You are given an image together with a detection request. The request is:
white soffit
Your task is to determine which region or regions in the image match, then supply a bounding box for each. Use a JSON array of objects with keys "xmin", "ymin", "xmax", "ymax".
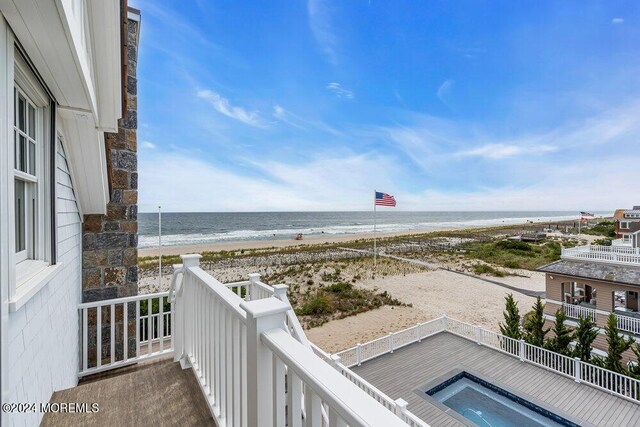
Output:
[
  {"xmin": 1, "ymin": 0, "xmax": 122, "ymax": 214},
  {"xmin": 58, "ymin": 109, "xmax": 108, "ymax": 215}
]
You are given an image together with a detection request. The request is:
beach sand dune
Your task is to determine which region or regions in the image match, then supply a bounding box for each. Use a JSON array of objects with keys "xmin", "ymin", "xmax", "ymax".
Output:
[{"xmin": 307, "ymin": 269, "xmax": 539, "ymax": 353}]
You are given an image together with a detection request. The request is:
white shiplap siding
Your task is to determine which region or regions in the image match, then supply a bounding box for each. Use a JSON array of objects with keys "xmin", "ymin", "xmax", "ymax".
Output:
[{"xmin": 7, "ymin": 141, "xmax": 82, "ymax": 426}]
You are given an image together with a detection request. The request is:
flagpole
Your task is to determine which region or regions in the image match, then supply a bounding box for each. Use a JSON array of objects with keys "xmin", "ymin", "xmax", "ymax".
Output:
[
  {"xmin": 158, "ymin": 205, "xmax": 162, "ymax": 287},
  {"xmin": 578, "ymin": 212, "xmax": 581, "ymax": 236},
  {"xmin": 374, "ymin": 190, "xmax": 377, "ymax": 268}
]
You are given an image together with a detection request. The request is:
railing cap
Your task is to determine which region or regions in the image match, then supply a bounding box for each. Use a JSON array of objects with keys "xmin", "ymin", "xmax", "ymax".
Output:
[
  {"xmin": 240, "ymin": 298, "xmax": 289, "ymax": 319},
  {"xmin": 180, "ymin": 254, "xmax": 201, "ymax": 268},
  {"xmin": 394, "ymin": 398, "xmax": 408, "ymax": 410},
  {"xmin": 248, "ymin": 272, "xmax": 262, "ymax": 281}
]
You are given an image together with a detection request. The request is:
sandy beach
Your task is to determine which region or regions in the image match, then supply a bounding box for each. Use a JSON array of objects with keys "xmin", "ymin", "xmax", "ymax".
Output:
[
  {"xmin": 138, "ymin": 229, "xmax": 439, "ymax": 257},
  {"xmin": 138, "ymin": 218, "xmax": 587, "ymax": 258},
  {"xmin": 307, "ymin": 269, "xmax": 543, "ymax": 352},
  {"xmin": 137, "ymin": 220, "xmax": 590, "ymax": 355}
]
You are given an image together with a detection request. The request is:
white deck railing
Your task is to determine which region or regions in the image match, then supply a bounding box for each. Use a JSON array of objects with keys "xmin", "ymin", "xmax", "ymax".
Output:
[
  {"xmin": 78, "ymin": 291, "xmax": 173, "ymax": 377},
  {"xmin": 335, "ymin": 316, "xmax": 640, "ymax": 403},
  {"xmin": 561, "ymin": 245, "xmax": 640, "ymax": 265},
  {"xmin": 173, "ymin": 254, "xmax": 409, "ymax": 427},
  {"xmin": 562, "ymin": 303, "xmax": 597, "ymax": 322},
  {"xmin": 616, "ymin": 313, "xmax": 640, "ymax": 336}
]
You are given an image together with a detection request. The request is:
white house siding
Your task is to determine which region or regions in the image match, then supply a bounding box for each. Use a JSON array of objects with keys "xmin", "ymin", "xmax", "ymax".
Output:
[{"xmin": 6, "ymin": 141, "xmax": 82, "ymax": 426}]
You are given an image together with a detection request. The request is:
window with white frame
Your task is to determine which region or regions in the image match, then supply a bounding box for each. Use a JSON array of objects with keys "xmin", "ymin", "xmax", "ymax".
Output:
[
  {"xmin": 13, "ymin": 86, "xmax": 38, "ymax": 262},
  {"xmin": 12, "ymin": 49, "xmax": 52, "ymax": 286},
  {"xmin": 620, "ymin": 221, "xmax": 630, "ymax": 229}
]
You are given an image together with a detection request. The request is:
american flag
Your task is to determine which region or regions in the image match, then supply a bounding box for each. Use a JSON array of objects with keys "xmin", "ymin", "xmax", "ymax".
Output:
[
  {"xmin": 375, "ymin": 191, "xmax": 396, "ymax": 207},
  {"xmin": 580, "ymin": 211, "xmax": 594, "ymax": 217}
]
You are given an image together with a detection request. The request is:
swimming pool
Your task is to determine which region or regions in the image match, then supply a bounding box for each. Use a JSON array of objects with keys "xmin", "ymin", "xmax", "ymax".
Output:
[{"xmin": 425, "ymin": 372, "xmax": 578, "ymax": 427}]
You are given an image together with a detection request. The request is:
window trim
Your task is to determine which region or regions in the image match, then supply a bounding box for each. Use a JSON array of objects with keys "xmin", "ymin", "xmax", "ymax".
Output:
[{"xmin": 11, "ymin": 47, "xmax": 53, "ymax": 293}]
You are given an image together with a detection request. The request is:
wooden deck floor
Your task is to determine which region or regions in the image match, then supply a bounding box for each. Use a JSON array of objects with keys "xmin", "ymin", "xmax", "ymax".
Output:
[
  {"xmin": 352, "ymin": 332, "xmax": 640, "ymax": 427},
  {"xmin": 41, "ymin": 356, "xmax": 215, "ymax": 426}
]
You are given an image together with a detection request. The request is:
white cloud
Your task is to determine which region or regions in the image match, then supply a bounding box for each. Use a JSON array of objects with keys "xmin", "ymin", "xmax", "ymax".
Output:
[
  {"xmin": 396, "ymin": 155, "xmax": 638, "ymax": 211},
  {"xmin": 139, "ymin": 150, "xmax": 398, "ymax": 212},
  {"xmin": 273, "ymin": 105, "xmax": 305, "ymax": 130},
  {"xmin": 326, "ymin": 82, "xmax": 354, "ymax": 99},
  {"xmin": 141, "ymin": 141, "xmax": 156, "ymax": 149},
  {"xmin": 436, "ymin": 79, "xmax": 454, "ymax": 105},
  {"xmin": 458, "ymin": 143, "xmax": 557, "ymax": 159},
  {"xmin": 612, "ymin": 18, "xmax": 624, "ymax": 24},
  {"xmin": 197, "ymin": 89, "xmax": 264, "ymax": 127},
  {"xmin": 272, "ymin": 104, "xmax": 343, "ymax": 135},
  {"xmin": 308, "ymin": 0, "xmax": 339, "ymax": 64}
]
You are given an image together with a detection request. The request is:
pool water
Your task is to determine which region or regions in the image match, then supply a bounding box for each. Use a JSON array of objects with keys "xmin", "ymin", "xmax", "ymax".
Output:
[{"xmin": 427, "ymin": 374, "xmax": 577, "ymax": 427}]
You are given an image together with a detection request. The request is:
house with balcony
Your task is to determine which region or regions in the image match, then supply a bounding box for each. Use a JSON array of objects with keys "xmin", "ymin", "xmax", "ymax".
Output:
[
  {"xmin": 3, "ymin": 2, "xmax": 640, "ymax": 427},
  {"xmin": 614, "ymin": 206, "xmax": 640, "ymax": 246},
  {"xmin": 540, "ymin": 240, "xmax": 640, "ymax": 360}
]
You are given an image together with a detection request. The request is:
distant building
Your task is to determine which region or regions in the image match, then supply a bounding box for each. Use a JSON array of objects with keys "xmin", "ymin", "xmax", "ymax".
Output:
[
  {"xmin": 539, "ymin": 234, "xmax": 640, "ymax": 361},
  {"xmin": 614, "ymin": 205, "xmax": 640, "ymax": 244}
]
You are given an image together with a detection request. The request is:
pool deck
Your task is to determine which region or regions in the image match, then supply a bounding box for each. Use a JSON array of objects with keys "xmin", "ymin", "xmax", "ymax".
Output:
[{"xmin": 351, "ymin": 332, "xmax": 640, "ymax": 427}]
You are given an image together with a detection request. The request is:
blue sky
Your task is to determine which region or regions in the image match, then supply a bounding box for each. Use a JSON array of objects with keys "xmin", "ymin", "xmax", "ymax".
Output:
[{"xmin": 130, "ymin": 0, "xmax": 640, "ymax": 212}]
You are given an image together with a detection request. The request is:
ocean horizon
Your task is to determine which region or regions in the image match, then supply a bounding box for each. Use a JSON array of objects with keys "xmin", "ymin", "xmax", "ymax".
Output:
[{"xmin": 137, "ymin": 210, "xmax": 611, "ymax": 248}]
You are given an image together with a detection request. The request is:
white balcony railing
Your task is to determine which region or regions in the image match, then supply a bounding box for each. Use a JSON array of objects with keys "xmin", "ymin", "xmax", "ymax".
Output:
[
  {"xmin": 562, "ymin": 303, "xmax": 597, "ymax": 322},
  {"xmin": 560, "ymin": 301, "xmax": 640, "ymax": 336},
  {"xmin": 616, "ymin": 313, "xmax": 640, "ymax": 336},
  {"xmin": 78, "ymin": 291, "xmax": 173, "ymax": 377},
  {"xmin": 561, "ymin": 245, "xmax": 640, "ymax": 266},
  {"xmin": 173, "ymin": 254, "xmax": 409, "ymax": 427},
  {"xmin": 335, "ymin": 316, "xmax": 640, "ymax": 404}
]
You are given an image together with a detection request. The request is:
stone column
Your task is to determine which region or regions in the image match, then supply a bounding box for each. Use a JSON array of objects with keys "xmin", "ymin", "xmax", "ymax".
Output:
[{"xmin": 82, "ymin": 9, "xmax": 141, "ymax": 367}]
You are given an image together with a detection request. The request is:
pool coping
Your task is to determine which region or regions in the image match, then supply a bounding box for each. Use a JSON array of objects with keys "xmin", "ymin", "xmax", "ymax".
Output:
[{"xmin": 413, "ymin": 366, "xmax": 593, "ymax": 427}]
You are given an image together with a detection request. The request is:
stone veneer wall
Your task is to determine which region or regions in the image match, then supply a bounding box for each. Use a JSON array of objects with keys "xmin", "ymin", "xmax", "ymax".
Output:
[
  {"xmin": 81, "ymin": 12, "xmax": 140, "ymax": 364},
  {"xmin": 82, "ymin": 16, "xmax": 139, "ymax": 303}
]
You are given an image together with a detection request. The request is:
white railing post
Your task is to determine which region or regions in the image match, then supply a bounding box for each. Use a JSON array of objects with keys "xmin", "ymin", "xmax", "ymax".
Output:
[
  {"xmin": 443, "ymin": 314, "xmax": 449, "ymax": 331},
  {"xmin": 389, "ymin": 332, "xmax": 394, "ymax": 353},
  {"xmin": 176, "ymin": 254, "xmax": 201, "ymax": 367},
  {"xmin": 330, "ymin": 354, "xmax": 342, "ymax": 371},
  {"xmin": 272, "ymin": 284, "xmax": 288, "ymax": 300},
  {"xmin": 171, "ymin": 264, "xmax": 183, "ymax": 363},
  {"xmin": 242, "ymin": 298, "xmax": 290, "ymax": 427},
  {"xmin": 248, "ymin": 273, "xmax": 261, "ymax": 301},
  {"xmin": 394, "ymin": 398, "xmax": 408, "ymax": 422},
  {"xmin": 356, "ymin": 343, "xmax": 362, "ymax": 366},
  {"xmin": 519, "ymin": 339, "xmax": 525, "ymax": 362},
  {"xmin": 574, "ymin": 357, "xmax": 581, "ymax": 383},
  {"xmin": 475, "ymin": 325, "xmax": 482, "ymax": 345},
  {"xmin": 417, "ymin": 323, "xmax": 422, "ymax": 342}
]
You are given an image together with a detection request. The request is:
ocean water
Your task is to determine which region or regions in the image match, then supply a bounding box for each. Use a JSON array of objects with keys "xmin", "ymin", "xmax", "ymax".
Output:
[{"xmin": 137, "ymin": 211, "xmax": 609, "ymax": 248}]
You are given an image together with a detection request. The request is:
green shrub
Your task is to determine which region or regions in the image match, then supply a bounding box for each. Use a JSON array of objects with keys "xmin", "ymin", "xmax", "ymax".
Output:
[
  {"xmin": 496, "ymin": 240, "xmax": 532, "ymax": 251},
  {"xmin": 473, "ymin": 264, "xmax": 506, "ymax": 277},
  {"xmin": 297, "ymin": 293, "xmax": 333, "ymax": 315},
  {"xmin": 324, "ymin": 282, "xmax": 353, "ymax": 294},
  {"xmin": 504, "ymin": 260, "xmax": 520, "ymax": 269},
  {"xmin": 582, "ymin": 221, "xmax": 616, "ymax": 238}
]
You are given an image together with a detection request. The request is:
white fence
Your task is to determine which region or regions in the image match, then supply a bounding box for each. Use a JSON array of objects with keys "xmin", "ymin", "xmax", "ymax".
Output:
[
  {"xmin": 78, "ymin": 291, "xmax": 173, "ymax": 377},
  {"xmin": 562, "ymin": 245, "xmax": 640, "ymax": 265},
  {"xmin": 617, "ymin": 314, "xmax": 640, "ymax": 336},
  {"xmin": 335, "ymin": 316, "xmax": 640, "ymax": 403},
  {"xmin": 174, "ymin": 254, "xmax": 408, "ymax": 427},
  {"xmin": 562, "ymin": 303, "xmax": 597, "ymax": 322}
]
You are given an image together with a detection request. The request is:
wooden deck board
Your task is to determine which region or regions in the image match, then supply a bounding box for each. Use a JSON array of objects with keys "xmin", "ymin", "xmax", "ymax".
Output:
[
  {"xmin": 351, "ymin": 332, "xmax": 640, "ymax": 427},
  {"xmin": 41, "ymin": 357, "xmax": 215, "ymax": 427}
]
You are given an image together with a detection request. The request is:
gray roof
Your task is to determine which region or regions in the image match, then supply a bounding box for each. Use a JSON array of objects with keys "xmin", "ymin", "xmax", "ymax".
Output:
[{"xmin": 538, "ymin": 260, "xmax": 640, "ymax": 286}]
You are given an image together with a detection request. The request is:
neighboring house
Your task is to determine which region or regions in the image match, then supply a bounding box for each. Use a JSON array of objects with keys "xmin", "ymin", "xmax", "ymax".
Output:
[
  {"xmin": 0, "ymin": 1, "xmax": 138, "ymax": 426},
  {"xmin": 615, "ymin": 205, "xmax": 640, "ymax": 243},
  {"xmin": 540, "ymin": 237, "xmax": 640, "ymax": 361}
]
